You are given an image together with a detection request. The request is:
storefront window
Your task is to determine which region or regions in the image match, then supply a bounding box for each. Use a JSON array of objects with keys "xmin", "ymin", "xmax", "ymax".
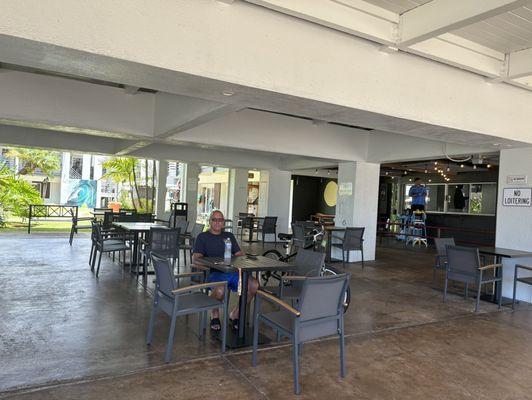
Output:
[
  {"xmin": 447, "ymin": 184, "xmax": 470, "ymax": 213},
  {"xmin": 425, "ymin": 184, "xmax": 445, "ymax": 212}
]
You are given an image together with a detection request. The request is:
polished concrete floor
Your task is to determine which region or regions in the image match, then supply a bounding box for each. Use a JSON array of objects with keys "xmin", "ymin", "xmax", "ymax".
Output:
[{"xmin": 1, "ymin": 233, "xmax": 531, "ymax": 399}]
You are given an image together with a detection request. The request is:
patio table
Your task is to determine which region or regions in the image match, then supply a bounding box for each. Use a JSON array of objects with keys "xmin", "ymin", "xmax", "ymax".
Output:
[
  {"xmin": 113, "ymin": 222, "xmax": 168, "ymax": 273},
  {"xmin": 196, "ymin": 255, "xmax": 292, "ymax": 347}
]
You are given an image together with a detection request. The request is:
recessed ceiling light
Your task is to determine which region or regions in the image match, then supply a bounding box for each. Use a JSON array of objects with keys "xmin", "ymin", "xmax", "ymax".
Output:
[
  {"xmin": 487, "ymin": 164, "xmax": 491, "ymax": 168},
  {"xmin": 460, "ymin": 164, "xmax": 464, "ymax": 168},
  {"xmin": 428, "ymin": 179, "xmax": 432, "ymax": 182},
  {"xmin": 221, "ymin": 90, "xmax": 235, "ymax": 96},
  {"xmin": 434, "ymin": 161, "xmax": 438, "ymax": 165},
  {"xmin": 473, "ymin": 165, "xmax": 477, "ymax": 170}
]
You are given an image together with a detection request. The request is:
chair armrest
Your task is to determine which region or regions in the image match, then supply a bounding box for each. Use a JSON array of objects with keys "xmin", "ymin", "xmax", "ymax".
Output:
[
  {"xmin": 257, "ymin": 290, "xmax": 300, "ymax": 317},
  {"xmin": 515, "ymin": 264, "xmax": 532, "ymax": 272},
  {"xmin": 172, "ymin": 280, "xmax": 227, "ymax": 295},
  {"xmin": 175, "ymin": 272, "xmax": 204, "ymax": 279},
  {"xmin": 479, "ymin": 263, "xmax": 503, "ymax": 271}
]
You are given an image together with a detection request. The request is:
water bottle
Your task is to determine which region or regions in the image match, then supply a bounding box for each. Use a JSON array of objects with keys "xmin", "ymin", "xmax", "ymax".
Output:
[{"xmin": 224, "ymin": 237, "xmax": 232, "ymax": 261}]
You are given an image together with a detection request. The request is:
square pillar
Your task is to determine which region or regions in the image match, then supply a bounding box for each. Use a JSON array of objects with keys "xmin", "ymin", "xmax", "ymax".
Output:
[
  {"xmin": 335, "ymin": 161, "xmax": 380, "ymax": 262},
  {"xmin": 185, "ymin": 162, "xmax": 200, "ymax": 223},
  {"xmin": 156, "ymin": 160, "xmax": 169, "ymax": 219},
  {"xmin": 496, "ymin": 148, "xmax": 532, "ymax": 302},
  {"xmin": 228, "ymin": 168, "xmax": 249, "ymax": 221},
  {"xmin": 260, "ymin": 169, "xmax": 291, "ymax": 239}
]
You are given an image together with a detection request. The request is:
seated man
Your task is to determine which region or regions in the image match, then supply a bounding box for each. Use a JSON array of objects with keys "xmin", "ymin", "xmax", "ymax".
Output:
[{"xmin": 192, "ymin": 210, "xmax": 259, "ymax": 331}]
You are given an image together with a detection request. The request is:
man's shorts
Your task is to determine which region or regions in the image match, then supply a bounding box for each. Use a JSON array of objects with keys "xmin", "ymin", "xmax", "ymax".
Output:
[{"xmin": 208, "ymin": 271, "xmax": 239, "ymax": 292}]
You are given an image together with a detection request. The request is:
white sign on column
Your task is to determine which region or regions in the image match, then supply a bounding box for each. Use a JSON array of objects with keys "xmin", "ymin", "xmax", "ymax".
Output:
[{"xmin": 502, "ymin": 188, "xmax": 532, "ymax": 207}]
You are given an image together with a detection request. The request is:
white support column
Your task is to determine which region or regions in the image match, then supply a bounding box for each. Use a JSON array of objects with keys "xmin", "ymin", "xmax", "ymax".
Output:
[
  {"xmin": 228, "ymin": 168, "xmax": 249, "ymax": 221},
  {"xmin": 156, "ymin": 160, "xmax": 169, "ymax": 219},
  {"xmin": 60, "ymin": 152, "xmax": 70, "ymax": 204},
  {"xmin": 93, "ymin": 156, "xmax": 104, "ymax": 208},
  {"xmin": 335, "ymin": 161, "xmax": 380, "ymax": 262},
  {"xmin": 496, "ymin": 148, "xmax": 532, "ymax": 303},
  {"xmin": 260, "ymin": 169, "xmax": 291, "ymax": 239},
  {"xmin": 81, "ymin": 154, "xmax": 91, "ymax": 180},
  {"xmin": 185, "ymin": 162, "xmax": 200, "ymax": 223}
]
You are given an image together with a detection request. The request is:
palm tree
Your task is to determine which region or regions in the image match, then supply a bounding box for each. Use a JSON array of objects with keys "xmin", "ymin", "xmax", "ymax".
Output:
[
  {"xmin": 102, "ymin": 157, "xmax": 144, "ymax": 210},
  {"xmin": 6, "ymin": 147, "xmax": 60, "ymax": 177}
]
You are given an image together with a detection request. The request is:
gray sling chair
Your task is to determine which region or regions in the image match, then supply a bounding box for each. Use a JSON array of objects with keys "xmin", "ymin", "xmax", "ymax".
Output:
[
  {"xmin": 262, "ymin": 249, "xmax": 325, "ymax": 303},
  {"xmin": 139, "ymin": 228, "xmax": 181, "ymax": 279},
  {"xmin": 90, "ymin": 221, "xmax": 131, "ymax": 278},
  {"xmin": 331, "ymin": 227, "xmax": 365, "ymax": 269},
  {"xmin": 180, "ymin": 223, "xmax": 205, "ymax": 264},
  {"xmin": 252, "ymin": 273, "xmax": 350, "ymax": 395},
  {"xmin": 146, "ymin": 253, "xmax": 229, "ymax": 362},
  {"xmin": 444, "ymin": 245, "xmax": 503, "ymax": 312},
  {"xmin": 433, "ymin": 237, "xmax": 455, "ymax": 287},
  {"xmin": 291, "ymin": 222, "xmax": 314, "ymax": 250},
  {"xmin": 256, "ymin": 216, "xmax": 278, "ymax": 247}
]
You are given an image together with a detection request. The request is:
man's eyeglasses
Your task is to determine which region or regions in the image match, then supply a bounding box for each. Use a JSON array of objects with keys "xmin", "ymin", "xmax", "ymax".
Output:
[{"xmin": 210, "ymin": 218, "xmax": 225, "ymax": 222}]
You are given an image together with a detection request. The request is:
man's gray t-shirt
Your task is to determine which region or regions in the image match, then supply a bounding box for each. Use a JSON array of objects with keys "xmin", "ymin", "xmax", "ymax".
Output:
[{"xmin": 192, "ymin": 231, "xmax": 241, "ymax": 258}]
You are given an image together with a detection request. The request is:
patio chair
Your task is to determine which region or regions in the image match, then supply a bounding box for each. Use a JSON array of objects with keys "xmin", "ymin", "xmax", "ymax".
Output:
[
  {"xmin": 180, "ymin": 223, "xmax": 205, "ymax": 264},
  {"xmin": 291, "ymin": 222, "xmax": 314, "ymax": 250},
  {"xmin": 433, "ymin": 237, "xmax": 455, "ymax": 287},
  {"xmin": 69, "ymin": 214, "xmax": 94, "ymax": 245},
  {"xmin": 140, "ymin": 228, "xmax": 181, "ymax": 279},
  {"xmin": 90, "ymin": 221, "xmax": 131, "ymax": 278},
  {"xmin": 512, "ymin": 264, "xmax": 532, "ymax": 310},
  {"xmin": 239, "ymin": 216, "xmax": 255, "ymax": 241},
  {"xmin": 252, "ymin": 273, "xmax": 350, "ymax": 395},
  {"xmin": 146, "ymin": 253, "xmax": 228, "ymax": 362},
  {"xmin": 443, "ymin": 245, "xmax": 502, "ymax": 312},
  {"xmin": 262, "ymin": 249, "xmax": 324, "ymax": 303},
  {"xmin": 256, "ymin": 216, "xmax": 278, "ymax": 247},
  {"xmin": 331, "ymin": 227, "xmax": 365, "ymax": 269}
]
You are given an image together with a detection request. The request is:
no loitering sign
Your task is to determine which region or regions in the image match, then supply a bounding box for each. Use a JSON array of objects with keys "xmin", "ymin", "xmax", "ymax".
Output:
[{"xmin": 503, "ymin": 188, "xmax": 532, "ymax": 207}]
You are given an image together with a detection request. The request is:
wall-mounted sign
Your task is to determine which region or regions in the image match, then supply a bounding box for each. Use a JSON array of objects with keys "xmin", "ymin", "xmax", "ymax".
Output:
[
  {"xmin": 503, "ymin": 188, "xmax": 532, "ymax": 207},
  {"xmin": 507, "ymin": 175, "xmax": 528, "ymax": 185},
  {"xmin": 338, "ymin": 182, "xmax": 352, "ymax": 196}
]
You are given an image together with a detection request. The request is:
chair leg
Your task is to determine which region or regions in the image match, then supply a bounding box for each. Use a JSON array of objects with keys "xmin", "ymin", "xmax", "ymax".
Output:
[
  {"xmin": 293, "ymin": 340, "xmax": 300, "ymax": 395},
  {"xmin": 342, "ymin": 250, "xmax": 345, "ymax": 269},
  {"xmin": 146, "ymin": 303, "xmax": 158, "ymax": 345},
  {"xmin": 165, "ymin": 311, "xmax": 178, "ymax": 363},
  {"xmin": 443, "ymin": 273, "xmax": 448, "ymax": 303},
  {"xmin": 69, "ymin": 224, "xmax": 75, "ymax": 245},
  {"xmin": 512, "ymin": 269, "xmax": 518, "ymax": 311},
  {"xmin": 96, "ymin": 251, "xmax": 103, "ymax": 277},
  {"xmin": 361, "ymin": 248, "xmax": 364, "ymax": 269},
  {"xmin": 465, "ymin": 283, "xmax": 469, "ymax": 299},
  {"xmin": 475, "ymin": 272, "xmax": 483, "ymax": 312},
  {"xmin": 339, "ymin": 319, "xmax": 345, "ymax": 378},
  {"xmin": 222, "ymin": 289, "xmax": 229, "ymax": 353},
  {"xmin": 91, "ymin": 248, "xmax": 97, "ymax": 271},
  {"xmin": 89, "ymin": 244, "xmax": 94, "ymax": 267}
]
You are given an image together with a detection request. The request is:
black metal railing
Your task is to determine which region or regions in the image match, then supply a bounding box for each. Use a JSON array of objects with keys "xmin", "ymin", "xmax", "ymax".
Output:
[{"xmin": 27, "ymin": 204, "xmax": 78, "ymax": 233}]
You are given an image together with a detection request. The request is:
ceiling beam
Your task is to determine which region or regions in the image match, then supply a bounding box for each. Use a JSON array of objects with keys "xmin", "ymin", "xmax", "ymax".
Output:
[
  {"xmin": 399, "ymin": 0, "xmax": 529, "ymax": 47},
  {"xmin": 156, "ymin": 104, "xmax": 242, "ymax": 139},
  {"xmin": 508, "ymin": 47, "xmax": 532, "ymax": 79},
  {"xmin": 244, "ymin": 0, "xmax": 396, "ymax": 45}
]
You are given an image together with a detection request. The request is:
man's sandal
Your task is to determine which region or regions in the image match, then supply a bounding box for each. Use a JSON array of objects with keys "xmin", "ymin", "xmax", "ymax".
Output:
[{"xmin": 210, "ymin": 318, "xmax": 221, "ymax": 331}]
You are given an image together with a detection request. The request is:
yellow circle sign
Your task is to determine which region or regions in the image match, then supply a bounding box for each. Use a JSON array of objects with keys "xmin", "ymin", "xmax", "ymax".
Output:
[{"xmin": 324, "ymin": 181, "xmax": 338, "ymax": 207}]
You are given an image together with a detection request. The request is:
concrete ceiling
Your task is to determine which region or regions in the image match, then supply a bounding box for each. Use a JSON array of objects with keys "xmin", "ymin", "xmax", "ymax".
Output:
[{"xmin": 0, "ymin": 0, "xmax": 531, "ymax": 171}]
